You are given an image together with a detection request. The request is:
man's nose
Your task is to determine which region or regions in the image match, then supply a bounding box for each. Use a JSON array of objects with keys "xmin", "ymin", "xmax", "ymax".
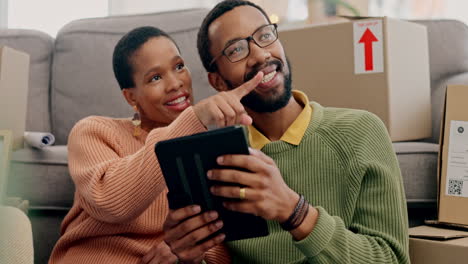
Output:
[{"xmin": 246, "ymin": 41, "xmax": 271, "ymax": 68}]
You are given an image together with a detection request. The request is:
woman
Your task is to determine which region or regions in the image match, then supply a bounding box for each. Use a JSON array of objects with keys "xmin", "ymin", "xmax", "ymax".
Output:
[{"xmin": 49, "ymin": 26, "xmax": 263, "ymax": 264}]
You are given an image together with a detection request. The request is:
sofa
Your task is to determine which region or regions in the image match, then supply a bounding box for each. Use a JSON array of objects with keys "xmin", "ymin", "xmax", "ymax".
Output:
[{"xmin": 1, "ymin": 8, "xmax": 467, "ymax": 263}]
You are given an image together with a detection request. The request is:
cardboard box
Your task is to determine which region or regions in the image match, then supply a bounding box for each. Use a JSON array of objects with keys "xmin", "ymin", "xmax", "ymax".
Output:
[
  {"xmin": 0, "ymin": 130, "xmax": 12, "ymax": 204},
  {"xmin": 0, "ymin": 46, "xmax": 30, "ymax": 150},
  {"xmin": 280, "ymin": 17, "xmax": 431, "ymax": 141},
  {"xmin": 438, "ymin": 85, "xmax": 468, "ymax": 226},
  {"xmin": 409, "ymin": 225, "xmax": 468, "ymax": 264}
]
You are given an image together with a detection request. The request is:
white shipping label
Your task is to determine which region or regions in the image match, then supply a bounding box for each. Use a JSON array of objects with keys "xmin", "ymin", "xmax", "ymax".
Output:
[
  {"xmin": 446, "ymin": 120, "xmax": 468, "ymax": 197},
  {"xmin": 353, "ymin": 20, "xmax": 384, "ymax": 74}
]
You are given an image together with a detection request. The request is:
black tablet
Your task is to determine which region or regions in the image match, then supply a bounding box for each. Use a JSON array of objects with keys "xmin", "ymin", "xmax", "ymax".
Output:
[{"xmin": 155, "ymin": 126, "xmax": 269, "ymax": 241}]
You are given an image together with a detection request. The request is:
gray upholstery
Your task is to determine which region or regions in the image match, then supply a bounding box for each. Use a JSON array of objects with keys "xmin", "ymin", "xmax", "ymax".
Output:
[
  {"xmin": 394, "ymin": 142, "xmax": 439, "ymax": 204},
  {"xmin": 413, "ymin": 20, "xmax": 468, "ymax": 144},
  {"xmin": 9, "ymin": 146, "xmax": 72, "ymax": 208},
  {"xmin": 3, "ymin": 11, "xmax": 468, "ymax": 263}
]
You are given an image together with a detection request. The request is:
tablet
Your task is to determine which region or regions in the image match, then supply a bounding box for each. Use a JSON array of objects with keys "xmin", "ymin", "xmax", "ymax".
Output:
[{"xmin": 155, "ymin": 126, "xmax": 269, "ymax": 241}]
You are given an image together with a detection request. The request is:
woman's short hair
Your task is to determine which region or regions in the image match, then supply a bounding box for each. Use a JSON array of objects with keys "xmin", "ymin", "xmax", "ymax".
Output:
[{"xmin": 112, "ymin": 26, "xmax": 179, "ymax": 90}]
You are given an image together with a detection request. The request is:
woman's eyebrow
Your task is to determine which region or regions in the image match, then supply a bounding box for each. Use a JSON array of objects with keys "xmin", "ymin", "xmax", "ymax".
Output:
[{"xmin": 144, "ymin": 65, "xmax": 161, "ymax": 78}]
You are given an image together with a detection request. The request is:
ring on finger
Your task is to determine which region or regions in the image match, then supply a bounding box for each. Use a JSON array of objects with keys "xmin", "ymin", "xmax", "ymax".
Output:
[{"xmin": 239, "ymin": 187, "xmax": 246, "ymax": 200}]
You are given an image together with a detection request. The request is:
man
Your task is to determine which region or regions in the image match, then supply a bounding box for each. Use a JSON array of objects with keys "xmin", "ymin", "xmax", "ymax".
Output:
[{"xmin": 162, "ymin": 1, "xmax": 409, "ymax": 263}]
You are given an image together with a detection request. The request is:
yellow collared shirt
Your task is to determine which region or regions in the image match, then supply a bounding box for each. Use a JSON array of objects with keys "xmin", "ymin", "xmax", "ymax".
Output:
[{"xmin": 248, "ymin": 90, "xmax": 312, "ymax": 149}]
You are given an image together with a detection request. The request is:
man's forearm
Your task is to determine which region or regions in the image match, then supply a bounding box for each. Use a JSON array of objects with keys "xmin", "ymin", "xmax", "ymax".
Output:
[{"xmin": 290, "ymin": 205, "xmax": 319, "ymax": 241}]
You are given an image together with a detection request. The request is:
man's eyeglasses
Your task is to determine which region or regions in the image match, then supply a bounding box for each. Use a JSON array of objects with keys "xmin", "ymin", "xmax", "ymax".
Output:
[{"xmin": 209, "ymin": 24, "xmax": 278, "ymax": 70}]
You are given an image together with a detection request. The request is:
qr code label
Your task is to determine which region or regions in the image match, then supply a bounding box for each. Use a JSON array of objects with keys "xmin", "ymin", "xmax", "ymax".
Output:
[{"xmin": 448, "ymin": 180, "xmax": 463, "ymax": 196}]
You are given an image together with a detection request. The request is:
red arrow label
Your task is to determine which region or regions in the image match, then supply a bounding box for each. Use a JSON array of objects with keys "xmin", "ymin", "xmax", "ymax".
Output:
[{"xmin": 358, "ymin": 28, "xmax": 379, "ymax": 71}]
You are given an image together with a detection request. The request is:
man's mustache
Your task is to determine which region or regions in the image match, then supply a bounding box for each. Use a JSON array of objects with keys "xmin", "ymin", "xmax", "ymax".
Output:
[{"xmin": 244, "ymin": 59, "xmax": 284, "ymax": 83}]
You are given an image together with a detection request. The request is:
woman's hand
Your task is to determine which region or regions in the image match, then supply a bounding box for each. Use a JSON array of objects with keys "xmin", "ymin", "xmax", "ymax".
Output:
[
  {"xmin": 140, "ymin": 241, "xmax": 177, "ymax": 264},
  {"xmin": 163, "ymin": 205, "xmax": 225, "ymax": 264},
  {"xmin": 193, "ymin": 72, "xmax": 263, "ymax": 128}
]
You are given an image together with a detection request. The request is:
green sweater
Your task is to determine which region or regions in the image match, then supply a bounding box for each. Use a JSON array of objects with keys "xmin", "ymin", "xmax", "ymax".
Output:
[{"xmin": 227, "ymin": 102, "xmax": 409, "ymax": 264}]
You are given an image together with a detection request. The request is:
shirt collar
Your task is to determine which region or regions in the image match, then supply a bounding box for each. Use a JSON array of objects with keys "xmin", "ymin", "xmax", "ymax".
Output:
[{"xmin": 248, "ymin": 90, "xmax": 312, "ymax": 149}]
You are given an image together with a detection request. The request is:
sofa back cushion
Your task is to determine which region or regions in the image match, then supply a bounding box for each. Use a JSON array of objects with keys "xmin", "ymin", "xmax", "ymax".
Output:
[
  {"xmin": 51, "ymin": 9, "xmax": 213, "ymax": 144},
  {"xmin": 0, "ymin": 29, "xmax": 54, "ymax": 133},
  {"xmin": 413, "ymin": 20, "xmax": 468, "ymax": 143}
]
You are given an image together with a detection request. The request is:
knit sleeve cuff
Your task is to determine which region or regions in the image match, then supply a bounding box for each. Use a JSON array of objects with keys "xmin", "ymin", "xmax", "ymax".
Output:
[
  {"xmin": 293, "ymin": 206, "xmax": 336, "ymax": 258},
  {"xmin": 146, "ymin": 106, "xmax": 206, "ymax": 143},
  {"xmin": 170, "ymin": 106, "xmax": 207, "ymax": 136}
]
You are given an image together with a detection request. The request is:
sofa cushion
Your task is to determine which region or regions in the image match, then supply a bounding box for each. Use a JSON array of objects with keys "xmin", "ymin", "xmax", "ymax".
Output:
[
  {"xmin": 0, "ymin": 29, "xmax": 54, "ymax": 133},
  {"xmin": 393, "ymin": 142, "xmax": 439, "ymax": 204},
  {"xmin": 8, "ymin": 146, "xmax": 74, "ymax": 208},
  {"xmin": 413, "ymin": 20, "xmax": 468, "ymax": 143},
  {"xmin": 414, "ymin": 20, "xmax": 468, "ymax": 91},
  {"xmin": 51, "ymin": 9, "xmax": 213, "ymax": 145}
]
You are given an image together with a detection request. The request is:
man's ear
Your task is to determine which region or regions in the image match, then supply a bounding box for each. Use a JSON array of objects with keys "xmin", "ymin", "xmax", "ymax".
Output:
[
  {"xmin": 122, "ymin": 88, "xmax": 137, "ymax": 107},
  {"xmin": 208, "ymin": 72, "xmax": 229, "ymax": 92}
]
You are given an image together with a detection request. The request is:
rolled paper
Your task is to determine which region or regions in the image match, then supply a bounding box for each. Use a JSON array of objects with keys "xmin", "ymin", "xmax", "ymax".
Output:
[{"xmin": 24, "ymin": 132, "xmax": 55, "ymax": 149}]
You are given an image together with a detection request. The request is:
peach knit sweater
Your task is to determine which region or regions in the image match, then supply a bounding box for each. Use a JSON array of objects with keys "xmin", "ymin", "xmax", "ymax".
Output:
[{"xmin": 49, "ymin": 107, "xmax": 229, "ymax": 264}]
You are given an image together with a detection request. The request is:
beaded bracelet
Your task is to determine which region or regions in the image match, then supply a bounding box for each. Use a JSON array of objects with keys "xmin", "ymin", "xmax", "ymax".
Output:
[{"xmin": 280, "ymin": 194, "xmax": 310, "ymax": 231}]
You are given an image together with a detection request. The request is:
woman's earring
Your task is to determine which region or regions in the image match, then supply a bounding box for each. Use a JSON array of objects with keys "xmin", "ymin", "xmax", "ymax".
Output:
[{"xmin": 132, "ymin": 105, "xmax": 141, "ymax": 137}]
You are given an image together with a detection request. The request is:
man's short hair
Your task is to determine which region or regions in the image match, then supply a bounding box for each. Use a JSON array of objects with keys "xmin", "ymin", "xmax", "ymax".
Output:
[
  {"xmin": 197, "ymin": 0, "xmax": 271, "ymax": 73},
  {"xmin": 113, "ymin": 26, "xmax": 179, "ymax": 90}
]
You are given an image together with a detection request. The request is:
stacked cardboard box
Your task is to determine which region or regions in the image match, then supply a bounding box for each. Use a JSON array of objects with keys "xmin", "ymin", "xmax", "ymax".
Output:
[
  {"xmin": 0, "ymin": 46, "xmax": 30, "ymax": 150},
  {"xmin": 409, "ymin": 225, "xmax": 468, "ymax": 264},
  {"xmin": 437, "ymin": 85, "xmax": 468, "ymax": 225},
  {"xmin": 409, "ymin": 85, "xmax": 468, "ymax": 263},
  {"xmin": 280, "ymin": 17, "xmax": 431, "ymax": 141}
]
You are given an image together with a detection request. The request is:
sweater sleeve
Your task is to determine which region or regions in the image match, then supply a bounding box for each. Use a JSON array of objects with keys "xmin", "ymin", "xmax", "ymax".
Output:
[
  {"xmin": 68, "ymin": 107, "xmax": 207, "ymax": 223},
  {"xmin": 292, "ymin": 112, "xmax": 409, "ymax": 263},
  {"xmin": 205, "ymin": 244, "xmax": 231, "ymax": 264}
]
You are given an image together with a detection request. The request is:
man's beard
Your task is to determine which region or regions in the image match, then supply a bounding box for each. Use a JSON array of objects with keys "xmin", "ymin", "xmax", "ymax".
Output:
[{"xmin": 225, "ymin": 58, "xmax": 293, "ymax": 113}]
